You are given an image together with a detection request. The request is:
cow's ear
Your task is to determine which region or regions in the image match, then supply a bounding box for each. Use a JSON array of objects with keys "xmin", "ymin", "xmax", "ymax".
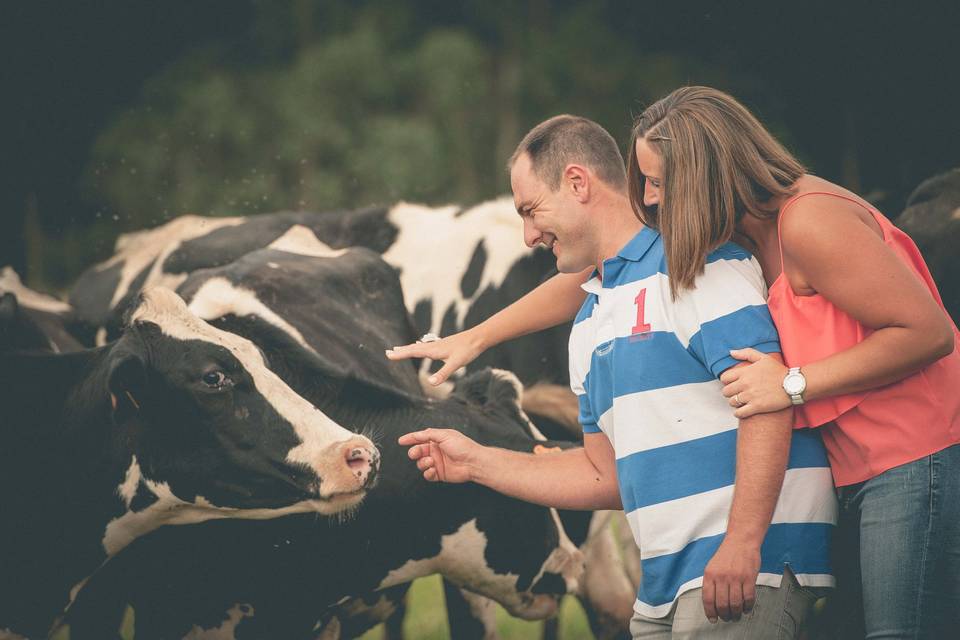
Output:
[{"xmin": 108, "ymin": 345, "xmax": 147, "ymax": 424}]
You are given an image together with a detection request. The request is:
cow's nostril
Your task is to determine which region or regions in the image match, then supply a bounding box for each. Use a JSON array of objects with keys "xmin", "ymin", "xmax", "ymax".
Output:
[{"xmin": 346, "ymin": 448, "xmax": 371, "ymax": 472}]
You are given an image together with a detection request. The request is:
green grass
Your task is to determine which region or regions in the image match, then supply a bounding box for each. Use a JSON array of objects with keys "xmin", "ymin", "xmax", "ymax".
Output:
[{"xmin": 360, "ymin": 575, "xmax": 594, "ymax": 640}]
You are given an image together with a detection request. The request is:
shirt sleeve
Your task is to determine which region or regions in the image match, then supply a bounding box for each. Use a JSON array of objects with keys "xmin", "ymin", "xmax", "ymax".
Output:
[
  {"xmin": 675, "ymin": 249, "xmax": 781, "ymax": 378},
  {"xmin": 577, "ymin": 392, "xmax": 601, "ymax": 434}
]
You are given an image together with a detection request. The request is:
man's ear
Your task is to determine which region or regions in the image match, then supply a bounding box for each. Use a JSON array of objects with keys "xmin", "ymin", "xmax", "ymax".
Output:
[
  {"xmin": 564, "ymin": 164, "xmax": 590, "ymax": 202},
  {"xmin": 108, "ymin": 343, "xmax": 147, "ymax": 424}
]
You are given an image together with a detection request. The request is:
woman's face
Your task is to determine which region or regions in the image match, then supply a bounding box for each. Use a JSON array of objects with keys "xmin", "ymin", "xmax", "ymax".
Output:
[{"xmin": 634, "ymin": 136, "xmax": 663, "ymax": 207}]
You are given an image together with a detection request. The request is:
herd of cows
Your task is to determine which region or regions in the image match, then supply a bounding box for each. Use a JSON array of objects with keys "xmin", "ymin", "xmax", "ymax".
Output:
[{"xmin": 2, "ymin": 168, "xmax": 957, "ymax": 640}]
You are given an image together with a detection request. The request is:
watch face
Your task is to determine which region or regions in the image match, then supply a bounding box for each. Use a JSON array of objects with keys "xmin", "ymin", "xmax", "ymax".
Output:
[{"xmin": 784, "ymin": 373, "xmax": 805, "ymax": 395}]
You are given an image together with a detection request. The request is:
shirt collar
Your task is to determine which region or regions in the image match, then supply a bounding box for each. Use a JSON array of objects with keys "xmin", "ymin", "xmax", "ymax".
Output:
[
  {"xmin": 616, "ymin": 226, "xmax": 659, "ymax": 262},
  {"xmin": 580, "ymin": 227, "xmax": 659, "ymax": 294},
  {"xmin": 581, "ymin": 271, "xmax": 603, "ymax": 295}
]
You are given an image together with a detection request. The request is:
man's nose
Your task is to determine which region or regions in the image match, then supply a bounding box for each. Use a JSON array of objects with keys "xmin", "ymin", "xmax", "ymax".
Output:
[{"xmin": 523, "ymin": 220, "xmax": 541, "ymax": 248}]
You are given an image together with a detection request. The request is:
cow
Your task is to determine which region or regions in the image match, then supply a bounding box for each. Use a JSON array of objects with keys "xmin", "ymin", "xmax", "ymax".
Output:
[
  {"xmin": 175, "ymin": 232, "xmax": 635, "ymax": 639},
  {"xmin": 67, "ymin": 199, "xmax": 579, "ymax": 434},
  {"xmin": 894, "ymin": 168, "xmax": 960, "ymax": 322},
  {"xmin": 65, "ymin": 364, "xmax": 585, "ymax": 639},
  {"xmin": 0, "ymin": 287, "xmax": 378, "ymax": 639},
  {"xmin": 63, "ymin": 237, "xmax": 585, "ymax": 639},
  {"xmin": 0, "ymin": 266, "xmax": 83, "ymax": 353}
]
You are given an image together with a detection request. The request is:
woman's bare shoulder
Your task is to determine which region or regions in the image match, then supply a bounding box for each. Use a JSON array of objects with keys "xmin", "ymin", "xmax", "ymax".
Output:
[{"xmin": 781, "ymin": 176, "xmax": 883, "ymax": 245}]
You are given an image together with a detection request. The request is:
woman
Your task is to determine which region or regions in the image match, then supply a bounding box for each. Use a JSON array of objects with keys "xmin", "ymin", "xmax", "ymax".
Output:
[{"xmin": 389, "ymin": 87, "xmax": 960, "ymax": 638}]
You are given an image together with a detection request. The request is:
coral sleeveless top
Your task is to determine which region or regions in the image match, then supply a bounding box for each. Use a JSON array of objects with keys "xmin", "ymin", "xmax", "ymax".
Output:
[{"xmin": 767, "ymin": 191, "xmax": 960, "ymax": 486}]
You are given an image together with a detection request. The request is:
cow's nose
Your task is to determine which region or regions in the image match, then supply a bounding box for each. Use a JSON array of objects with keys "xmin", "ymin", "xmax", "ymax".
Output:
[{"xmin": 345, "ymin": 444, "xmax": 379, "ymax": 489}]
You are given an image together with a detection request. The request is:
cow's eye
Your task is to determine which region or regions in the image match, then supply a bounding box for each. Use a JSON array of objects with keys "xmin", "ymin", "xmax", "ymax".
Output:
[{"xmin": 201, "ymin": 370, "xmax": 232, "ymax": 389}]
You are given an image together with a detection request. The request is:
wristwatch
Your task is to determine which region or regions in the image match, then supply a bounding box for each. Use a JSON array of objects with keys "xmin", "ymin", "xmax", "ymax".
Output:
[{"xmin": 782, "ymin": 367, "xmax": 807, "ymax": 405}]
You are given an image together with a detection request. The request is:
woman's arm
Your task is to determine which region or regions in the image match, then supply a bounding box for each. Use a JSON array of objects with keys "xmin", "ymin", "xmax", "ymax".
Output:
[
  {"xmin": 386, "ymin": 268, "xmax": 590, "ymax": 385},
  {"xmin": 721, "ymin": 196, "xmax": 955, "ymax": 417}
]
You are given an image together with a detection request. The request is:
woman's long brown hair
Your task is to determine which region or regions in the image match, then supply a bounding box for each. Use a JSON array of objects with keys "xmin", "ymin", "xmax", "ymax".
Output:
[{"xmin": 627, "ymin": 86, "xmax": 805, "ymax": 299}]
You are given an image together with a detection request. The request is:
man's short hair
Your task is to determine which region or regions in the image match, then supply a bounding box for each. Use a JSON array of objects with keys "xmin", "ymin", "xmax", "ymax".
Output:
[{"xmin": 509, "ymin": 115, "xmax": 627, "ymax": 191}]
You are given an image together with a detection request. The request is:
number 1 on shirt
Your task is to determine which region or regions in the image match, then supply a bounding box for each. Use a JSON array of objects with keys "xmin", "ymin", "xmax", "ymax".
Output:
[{"xmin": 633, "ymin": 288, "xmax": 652, "ymax": 334}]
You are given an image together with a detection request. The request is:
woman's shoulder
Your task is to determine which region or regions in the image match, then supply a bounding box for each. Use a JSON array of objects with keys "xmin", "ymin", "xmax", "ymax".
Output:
[
  {"xmin": 780, "ymin": 176, "xmax": 883, "ymax": 246},
  {"xmin": 784, "ymin": 175, "xmax": 872, "ymax": 210}
]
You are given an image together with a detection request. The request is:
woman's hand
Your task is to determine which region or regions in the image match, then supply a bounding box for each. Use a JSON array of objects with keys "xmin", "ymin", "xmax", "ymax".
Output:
[
  {"xmin": 385, "ymin": 328, "xmax": 486, "ymax": 386},
  {"xmin": 720, "ymin": 349, "xmax": 791, "ymax": 418}
]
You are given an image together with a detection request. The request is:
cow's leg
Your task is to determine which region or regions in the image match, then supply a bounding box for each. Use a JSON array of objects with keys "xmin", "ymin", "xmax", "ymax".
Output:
[
  {"xmin": 576, "ymin": 511, "xmax": 635, "ymax": 640},
  {"xmin": 381, "ymin": 587, "xmax": 407, "ymax": 640},
  {"xmin": 443, "ymin": 580, "xmax": 501, "ymax": 640}
]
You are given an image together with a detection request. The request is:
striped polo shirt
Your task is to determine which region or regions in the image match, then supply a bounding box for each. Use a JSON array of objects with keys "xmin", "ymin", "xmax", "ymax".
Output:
[{"xmin": 569, "ymin": 227, "xmax": 837, "ymax": 618}]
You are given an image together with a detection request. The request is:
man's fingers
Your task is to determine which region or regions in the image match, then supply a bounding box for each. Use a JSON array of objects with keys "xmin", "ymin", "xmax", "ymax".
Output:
[
  {"xmin": 416, "ymin": 456, "xmax": 434, "ymax": 472},
  {"xmin": 743, "ymin": 582, "xmax": 756, "ymax": 614},
  {"xmin": 406, "ymin": 443, "xmax": 428, "ymax": 460},
  {"xmin": 702, "ymin": 578, "xmax": 717, "ymax": 623},
  {"xmin": 398, "ymin": 428, "xmax": 446, "ymax": 446},
  {"xmin": 398, "ymin": 431, "xmax": 427, "ymax": 446},
  {"xmin": 728, "ymin": 581, "xmax": 744, "ymax": 621},
  {"xmin": 715, "ymin": 581, "xmax": 731, "ymax": 622},
  {"xmin": 424, "ymin": 468, "xmax": 438, "ymax": 482}
]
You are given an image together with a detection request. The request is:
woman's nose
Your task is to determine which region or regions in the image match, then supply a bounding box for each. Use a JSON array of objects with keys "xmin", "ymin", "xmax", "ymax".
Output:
[{"xmin": 644, "ymin": 183, "xmax": 659, "ymax": 207}]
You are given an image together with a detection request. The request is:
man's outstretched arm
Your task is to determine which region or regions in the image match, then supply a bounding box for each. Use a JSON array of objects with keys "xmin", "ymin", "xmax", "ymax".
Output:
[{"xmin": 398, "ymin": 429, "xmax": 622, "ymax": 511}]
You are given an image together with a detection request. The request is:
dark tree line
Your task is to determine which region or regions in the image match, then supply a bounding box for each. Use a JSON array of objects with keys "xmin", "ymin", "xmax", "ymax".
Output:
[{"xmin": 3, "ymin": 1, "xmax": 959, "ymax": 290}]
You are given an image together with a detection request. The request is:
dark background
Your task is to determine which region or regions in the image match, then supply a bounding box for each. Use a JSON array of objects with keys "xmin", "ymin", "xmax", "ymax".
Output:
[{"xmin": 3, "ymin": 1, "xmax": 958, "ymax": 291}]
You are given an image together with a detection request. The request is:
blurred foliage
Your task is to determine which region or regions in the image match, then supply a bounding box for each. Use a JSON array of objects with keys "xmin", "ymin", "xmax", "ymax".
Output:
[
  {"xmin": 79, "ymin": 1, "xmax": 764, "ymax": 239},
  {"xmin": 13, "ymin": 1, "xmax": 958, "ymax": 291}
]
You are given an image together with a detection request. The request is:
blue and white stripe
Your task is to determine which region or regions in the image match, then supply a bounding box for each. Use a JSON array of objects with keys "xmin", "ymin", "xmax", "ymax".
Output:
[{"xmin": 569, "ymin": 227, "xmax": 836, "ymax": 618}]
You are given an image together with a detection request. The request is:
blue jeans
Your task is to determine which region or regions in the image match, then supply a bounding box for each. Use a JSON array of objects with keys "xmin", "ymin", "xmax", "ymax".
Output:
[{"xmin": 833, "ymin": 443, "xmax": 960, "ymax": 639}]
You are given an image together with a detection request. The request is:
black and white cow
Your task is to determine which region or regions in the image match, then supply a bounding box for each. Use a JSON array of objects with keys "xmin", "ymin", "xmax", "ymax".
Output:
[
  {"xmin": 894, "ymin": 168, "xmax": 960, "ymax": 322},
  {"xmin": 67, "ymin": 199, "xmax": 579, "ymax": 434},
  {"xmin": 64, "ymin": 239, "xmax": 584, "ymax": 639},
  {"xmin": 0, "ymin": 287, "xmax": 378, "ymax": 639}
]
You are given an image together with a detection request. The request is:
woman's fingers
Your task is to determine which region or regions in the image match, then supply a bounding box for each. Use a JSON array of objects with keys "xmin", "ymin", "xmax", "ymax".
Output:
[
  {"xmin": 426, "ymin": 360, "xmax": 461, "ymax": 386},
  {"xmin": 385, "ymin": 341, "xmax": 443, "ymax": 360}
]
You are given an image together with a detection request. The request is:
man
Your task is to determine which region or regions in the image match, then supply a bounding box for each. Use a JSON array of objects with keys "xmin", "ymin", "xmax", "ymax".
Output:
[{"xmin": 393, "ymin": 115, "xmax": 835, "ymax": 638}]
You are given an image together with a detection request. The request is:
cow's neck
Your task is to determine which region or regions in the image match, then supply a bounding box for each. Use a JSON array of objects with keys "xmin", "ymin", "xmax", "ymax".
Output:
[{"xmin": 0, "ymin": 349, "xmax": 131, "ymax": 635}]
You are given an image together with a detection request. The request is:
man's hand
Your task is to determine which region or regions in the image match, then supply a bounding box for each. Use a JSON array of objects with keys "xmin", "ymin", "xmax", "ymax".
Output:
[
  {"xmin": 701, "ymin": 538, "xmax": 761, "ymax": 623},
  {"xmin": 386, "ymin": 329, "xmax": 485, "ymax": 386},
  {"xmin": 397, "ymin": 428, "xmax": 483, "ymax": 483}
]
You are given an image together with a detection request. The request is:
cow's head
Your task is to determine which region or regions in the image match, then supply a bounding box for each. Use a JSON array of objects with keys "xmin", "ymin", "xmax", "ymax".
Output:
[
  {"xmin": 896, "ymin": 168, "xmax": 960, "ymax": 244},
  {"xmin": 102, "ymin": 288, "xmax": 379, "ymax": 553}
]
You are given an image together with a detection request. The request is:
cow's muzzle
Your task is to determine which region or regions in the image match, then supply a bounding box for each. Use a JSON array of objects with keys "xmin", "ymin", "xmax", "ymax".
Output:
[
  {"xmin": 345, "ymin": 441, "xmax": 380, "ymax": 489},
  {"xmin": 312, "ymin": 435, "xmax": 380, "ymax": 506}
]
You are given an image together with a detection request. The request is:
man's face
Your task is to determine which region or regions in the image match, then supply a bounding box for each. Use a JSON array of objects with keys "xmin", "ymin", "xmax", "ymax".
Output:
[{"xmin": 510, "ymin": 153, "xmax": 595, "ymax": 273}]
